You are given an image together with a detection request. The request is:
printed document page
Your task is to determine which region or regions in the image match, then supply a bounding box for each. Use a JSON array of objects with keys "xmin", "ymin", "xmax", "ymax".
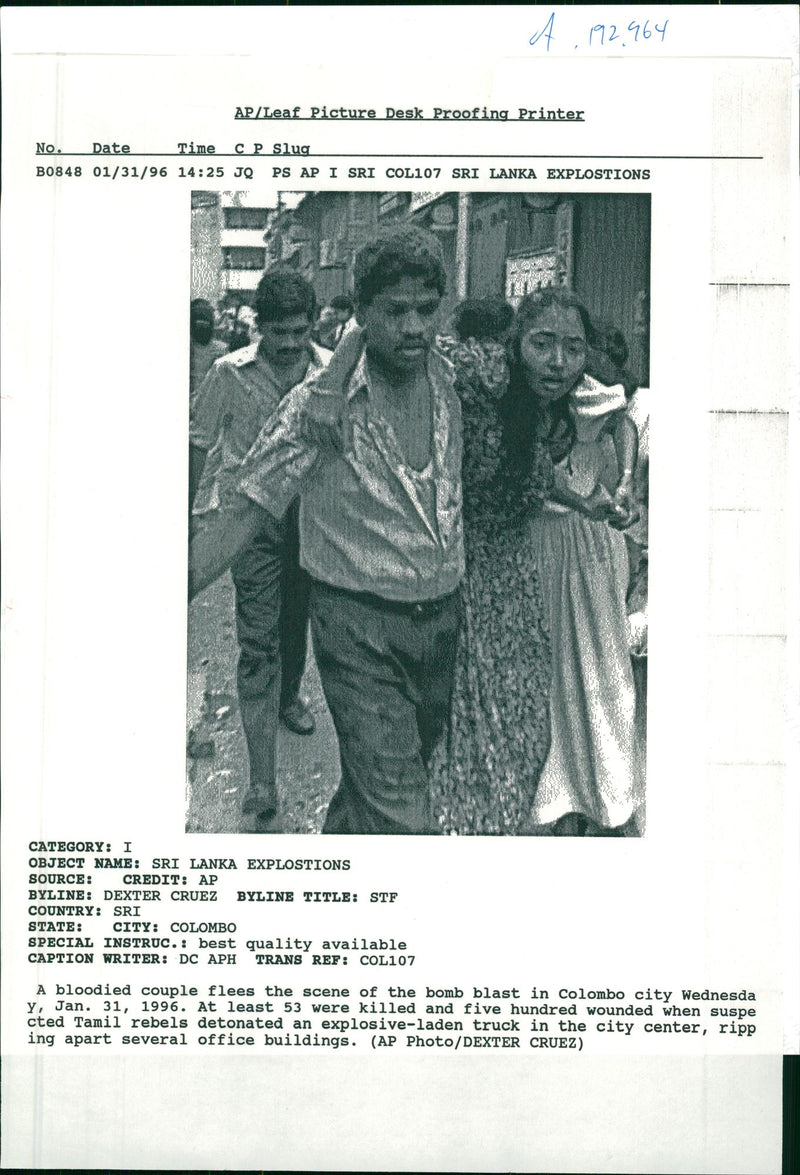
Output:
[{"xmin": 2, "ymin": 6, "xmax": 798, "ymax": 1172}]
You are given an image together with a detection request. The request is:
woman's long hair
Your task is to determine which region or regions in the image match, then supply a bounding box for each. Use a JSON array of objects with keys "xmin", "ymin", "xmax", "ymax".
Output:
[{"xmin": 500, "ymin": 287, "xmax": 595, "ymax": 475}]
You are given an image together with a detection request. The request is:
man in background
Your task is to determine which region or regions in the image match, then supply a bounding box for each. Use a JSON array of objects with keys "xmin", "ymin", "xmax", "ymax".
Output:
[
  {"xmin": 189, "ymin": 271, "xmax": 328, "ymax": 831},
  {"xmin": 190, "ymin": 299, "xmax": 227, "ymax": 395},
  {"xmin": 311, "ymin": 304, "xmax": 339, "ymax": 351},
  {"xmin": 330, "ymin": 294, "xmax": 356, "ymax": 343}
]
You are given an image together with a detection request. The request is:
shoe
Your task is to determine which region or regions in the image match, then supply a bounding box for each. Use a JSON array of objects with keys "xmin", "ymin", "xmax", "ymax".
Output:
[
  {"xmin": 186, "ymin": 729, "xmax": 214, "ymax": 759},
  {"xmin": 280, "ymin": 696, "xmax": 316, "ymax": 736},
  {"xmin": 252, "ymin": 810, "xmax": 284, "ymax": 834},
  {"xmin": 242, "ymin": 787, "xmax": 279, "ymax": 819},
  {"xmin": 552, "ymin": 813, "xmax": 588, "ymax": 837}
]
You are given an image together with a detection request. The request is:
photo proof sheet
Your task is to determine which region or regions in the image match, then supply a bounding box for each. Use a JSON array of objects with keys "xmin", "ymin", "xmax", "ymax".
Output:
[{"xmin": 2, "ymin": 7, "xmax": 798, "ymax": 1173}]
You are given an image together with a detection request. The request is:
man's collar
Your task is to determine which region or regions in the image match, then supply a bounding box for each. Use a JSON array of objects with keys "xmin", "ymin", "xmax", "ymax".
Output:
[
  {"xmin": 346, "ymin": 343, "xmax": 454, "ymax": 402},
  {"xmin": 346, "ymin": 349, "xmax": 371, "ymax": 402},
  {"xmin": 247, "ymin": 339, "xmax": 326, "ymax": 384},
  {"xmin": 308, "ymin": 340, "xmax": 330, "ymax": 371},
  {"xmin": 227, "ymin": 342, "xmax": 261, "ymax": 368}
]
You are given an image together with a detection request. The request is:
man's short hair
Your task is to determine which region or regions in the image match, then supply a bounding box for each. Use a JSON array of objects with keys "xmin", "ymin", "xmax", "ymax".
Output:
[
  {"xmin": 330, "ymin": 295, "xmax": 354, "ymax": 315},
  {"xmin": 253, "ymin": 270, "xmax": 317, "ymax": 326},
  {"xmin": 353, "ymin": 227, "xmax": 446, "ymax": 307},
  {"xmin": 453, "ymin": 297, "xmax": 513, "ymax": 343}
]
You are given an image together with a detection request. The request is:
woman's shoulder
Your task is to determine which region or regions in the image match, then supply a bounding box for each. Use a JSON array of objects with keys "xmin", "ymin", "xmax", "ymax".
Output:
[{"xmin": 437, "ymin": 336, "xmax": 509, "ymax": 400}]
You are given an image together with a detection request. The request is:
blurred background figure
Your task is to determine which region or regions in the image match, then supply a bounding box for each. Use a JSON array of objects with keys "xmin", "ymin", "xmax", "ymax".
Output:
[
  {"xmin": 451, "ymin": 296, "xmax": 514, "ymax": 345},
  {"xmin": 587, "ymin": 319, "xmax": 639, "ymax": 400},
  {"xmin": 190, "ymin": 298, "xmax": 227, "ymax": 394},
  {"xmin": 227, "ymin": 305, "xmax": 253, "ymax": 352},
  {"xmin": 311, "ymin": 305, "xmax": 340, "ymax": 351},
  {"xmin": 237, "ymin": 306, "xmax": 260, "ymax": 348},
  {"xmin": 329, "ymin": 295, "xmax": 356, "ymax": 343},
  {"xmin": 584, "ymin": 319, "xmax": 649, "ymax": 831}
]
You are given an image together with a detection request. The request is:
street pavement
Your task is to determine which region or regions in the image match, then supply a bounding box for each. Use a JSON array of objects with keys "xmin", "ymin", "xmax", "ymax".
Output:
[{"xmin": 186, "ymin": 574, "xmax": 339, "ymax": 835}]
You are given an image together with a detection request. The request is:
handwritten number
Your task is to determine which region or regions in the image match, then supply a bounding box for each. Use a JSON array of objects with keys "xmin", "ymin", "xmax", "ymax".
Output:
[
  {"xmin": 534, "ymin": 13, "xmax": 667, "ymax": 51},
  {"xmin": 530, "ymin": 11, "xmax": 555, "ymax": 51}
]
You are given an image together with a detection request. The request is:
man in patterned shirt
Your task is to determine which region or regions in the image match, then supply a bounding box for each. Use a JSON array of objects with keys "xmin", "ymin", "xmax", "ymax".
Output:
[
  {"xmin": 190, "ymin": 228, "xmax": 464, "ymax": 835},
  {"xmin": 190, "ymin": 271, "xmax": 329, "ymax": 831}
]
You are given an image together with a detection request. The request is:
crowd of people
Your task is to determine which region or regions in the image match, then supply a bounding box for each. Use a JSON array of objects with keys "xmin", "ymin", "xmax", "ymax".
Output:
[{"xmin": 188, "ymin": 225, "xmax": 648, "ymax": 837}]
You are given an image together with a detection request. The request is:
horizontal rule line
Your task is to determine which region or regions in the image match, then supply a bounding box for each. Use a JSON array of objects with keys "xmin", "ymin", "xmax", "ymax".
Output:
[
  {"xmin": 234, "ymin": 118, "xmax": 588, "ymax": 123},
  {"xmin": 45, "ymin": 153, "xmax": 763, "ymax": 160}
]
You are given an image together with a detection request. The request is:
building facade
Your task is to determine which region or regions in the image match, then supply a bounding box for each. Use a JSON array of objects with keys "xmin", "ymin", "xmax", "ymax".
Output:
[
  {"xmin": 194, "ymin": 189, "xmax": 651, "ymax": 385},
  {"xmin": 265, "ymin": 190, "xmax": 650, "ymax": 384},
  {"xmin": 191, "ymin": 191, "xmax": 275, "ymax": 313}
]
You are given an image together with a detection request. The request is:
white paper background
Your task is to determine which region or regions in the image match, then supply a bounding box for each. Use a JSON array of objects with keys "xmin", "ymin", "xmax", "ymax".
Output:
[{"xmin": 2, "ymin": 7, "xmax": 798, "ymax": 1173}]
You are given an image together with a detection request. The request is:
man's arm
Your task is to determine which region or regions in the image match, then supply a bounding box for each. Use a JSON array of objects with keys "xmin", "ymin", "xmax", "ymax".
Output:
[
  {"xmin": 301, "ymin": 324, "xmax": 364, "ymax": 454},
  {"xmin": 188, "ymin": 443, "xmax": 207, "ymax": 518},
  {"xmin": 189, "ymin": 499, "xmax": 267, "ymax": 600},
  {"xmin": 188, "ymin": 360, "xmax": 230, "ymax": 517},
  {"xmin": 189, "ymin": 375, "xmax": 327, "ymax": 599}
]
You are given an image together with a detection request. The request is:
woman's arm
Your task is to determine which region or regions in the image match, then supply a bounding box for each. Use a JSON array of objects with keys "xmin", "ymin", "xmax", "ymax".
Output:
[
  {"xmin": 611, "ymin": 412, "xmax": 639, "ymax": 518},
  {"xmin": 549, "ymin": 466, "xmax": 619, "ymax": 522}
]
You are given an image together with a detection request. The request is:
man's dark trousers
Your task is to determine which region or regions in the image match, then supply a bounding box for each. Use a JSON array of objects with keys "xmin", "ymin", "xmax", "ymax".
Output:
[
  {"xmin": 309, "ymin": 580, "xmax": 460, "ymax": 835},
  {"xmin": 231, "ymin": 499, "xmax": 310, "ymax": 806}
]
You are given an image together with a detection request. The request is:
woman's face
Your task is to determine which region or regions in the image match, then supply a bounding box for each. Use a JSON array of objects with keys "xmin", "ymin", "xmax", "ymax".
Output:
[{"xmin": 520, "ymin": 305, "xmax": 587, "ymax": 402}]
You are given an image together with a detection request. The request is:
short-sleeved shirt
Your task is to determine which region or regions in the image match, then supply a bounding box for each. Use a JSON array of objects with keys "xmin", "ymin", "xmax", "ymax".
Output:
[
  {"xmin": 237, "ymin": 347, "xmax": 464, "ymax": 603},
  {"xmin": 190, "ymin": 338, "xmax": 227, "ymax": 395},
  {"xmin": 190, "ymin": 341, "xmax": 328, "ymax": 514}
]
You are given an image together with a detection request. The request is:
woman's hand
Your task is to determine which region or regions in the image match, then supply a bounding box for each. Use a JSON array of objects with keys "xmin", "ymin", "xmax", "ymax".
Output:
[
  {"xmin": 612, "ymin": 471, "xmax": 634, "ymax": 512},
  {"xmin": 609, "ymin": 473, "xmax": 641, "ymax": 529},
  {"xmin": 628, "ymin": 610, "xmax": 648, "ymax": 657},
  {"xmin": 548, "ymin": 475, "xmax": 621, "ymax": 522},
  {"xmin": 578, "ymin": 484, "xmax": 620, "ymax": 523}
]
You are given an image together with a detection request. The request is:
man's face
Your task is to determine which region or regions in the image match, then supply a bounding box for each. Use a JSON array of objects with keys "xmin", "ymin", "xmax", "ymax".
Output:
[
  {"xmin": 191, "ymin": 310, "xmax": 214, "ymax": 345},
  {"xmin": 359, "ymin": 276, "xmax": 442, "ymax": 375},
  {"xmin": 258, "ymin": 314, "xmax": 313, "ymax": 370},
  {"xmin": 333, "ymin": 307, "xmax": 350, "ymax": 325},
  {"xmin": 519, "ymin": 305, "xmax": 587, "ymax": 402}
]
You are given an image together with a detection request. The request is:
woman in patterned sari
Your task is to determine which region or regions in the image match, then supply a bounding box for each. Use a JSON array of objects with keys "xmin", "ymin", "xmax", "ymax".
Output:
[{"xmin": 427, "ymin": 317, "xmax": 554, "ymax": 835}]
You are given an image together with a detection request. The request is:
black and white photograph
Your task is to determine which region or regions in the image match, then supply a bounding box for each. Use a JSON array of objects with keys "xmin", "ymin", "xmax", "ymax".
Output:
[
  {"xmin": 4, "ymin": 8, "xmax": 797, "ymax": 1173},
  {"xmin": 187, "ymin": 190, "xmax": 651, "ymax": 836}
]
